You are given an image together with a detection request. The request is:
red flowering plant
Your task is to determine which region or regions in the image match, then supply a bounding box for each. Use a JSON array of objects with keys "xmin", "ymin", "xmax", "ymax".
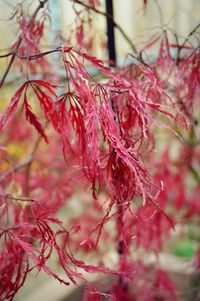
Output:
[{"xmin": 0, "ymin": 0, "xmax": 200, "ymax": 300}]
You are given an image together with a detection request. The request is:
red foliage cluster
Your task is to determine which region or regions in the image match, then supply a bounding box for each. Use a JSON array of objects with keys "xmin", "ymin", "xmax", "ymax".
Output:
[{"xmin": 0, "ymin": 1, "xmax": 200, "ymax": 300}]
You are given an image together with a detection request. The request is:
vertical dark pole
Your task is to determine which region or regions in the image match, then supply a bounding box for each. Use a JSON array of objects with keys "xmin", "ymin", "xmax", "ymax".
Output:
[
  {"xmin": 105, "ymin": 0, "xmax": 128, "ymax": 294},
  {"xmin": 105, "ymin": 0, "xmax": 116, "ymax": 66}
]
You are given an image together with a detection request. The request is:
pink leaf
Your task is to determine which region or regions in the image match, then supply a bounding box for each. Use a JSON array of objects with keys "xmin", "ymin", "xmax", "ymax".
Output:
[
  {"xmin": 23, "ymin": 98, "xmax": 48, "ymax": 143},
  {"xmin": 0, "ymin": 82, "xmax": 27, "ymax": 131}
]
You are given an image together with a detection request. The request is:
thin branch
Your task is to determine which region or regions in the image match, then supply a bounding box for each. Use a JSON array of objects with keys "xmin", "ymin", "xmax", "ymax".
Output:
[
  {"xmin": 0, "ymin": 194, "xmax": 34, "ymax": 202},
  {"xmin": 177, "ymin": 22, "xmax": 200, "ymax": 65},
  {"xmin": 0, "ymin": 48, "xmax": 61, "ymax": 61},
  {"xmin": 17, "ymin": 47, "xmax": 61, "ymax": 60},
  {"xmin": 0, "ymin": 0, "xmax": 48, "ymax": 88},
  {"xmin": 0, "ymin": 51, "xmax": 14, "ymax": 58},
  {"xmin": 181, "ymin": 22, "xmax": 200, "ymax": 48},
  {"xmin": 72, "ymin": 0, "xmax": 137, "ymax": 54}
]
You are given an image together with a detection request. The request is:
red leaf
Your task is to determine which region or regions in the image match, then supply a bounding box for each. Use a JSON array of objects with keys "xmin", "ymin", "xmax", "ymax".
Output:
[
  {"xmin": 23, "ymin": 97, "xmax": 48, "ymax": 143},
  {"xmin": 0, "ymin": 82, "xmax": 27, "ymax": 131},
  {"xmin": 80, "ymin": 52, "xmax": 113, "ymax": 75},
  {"xmin": 12, "ymin": 234, "xmax": 40, "ymax": 267}
]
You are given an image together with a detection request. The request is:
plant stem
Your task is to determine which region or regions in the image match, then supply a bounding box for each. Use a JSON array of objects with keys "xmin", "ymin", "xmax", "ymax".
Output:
[
  {"xmin": 176, "ymin": 22, "xmax": 200, "ymax": 65},
  {"xmin": 0, "ymin": 194, "xmax": 34, "ymax": 202}
]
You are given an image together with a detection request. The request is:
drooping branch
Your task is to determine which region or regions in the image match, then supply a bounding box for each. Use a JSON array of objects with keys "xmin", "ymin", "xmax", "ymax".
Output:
[{"xmin": 0, "ymin": 0, "xmax": 48, "ymax": 89}]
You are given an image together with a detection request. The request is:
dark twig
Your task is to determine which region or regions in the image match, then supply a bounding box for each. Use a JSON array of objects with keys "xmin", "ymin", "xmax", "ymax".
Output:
[
  {"xmin": 16, "ymin": 47, "xmax": 61, "ymax": 60},
  {"xmin": 177, "ymin": 22, "xmax": 200, "ymax": 65},
  {"xmin": 0, "ymin": 51, "xmax": 14, "ymax": 58},
  {"xmin": 181, "ymin": 22, "xmax": 200, "ymax": 49},
  {"xmin": 0, "ymin": 194, "xmax": 34, "ymax": 202}
]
